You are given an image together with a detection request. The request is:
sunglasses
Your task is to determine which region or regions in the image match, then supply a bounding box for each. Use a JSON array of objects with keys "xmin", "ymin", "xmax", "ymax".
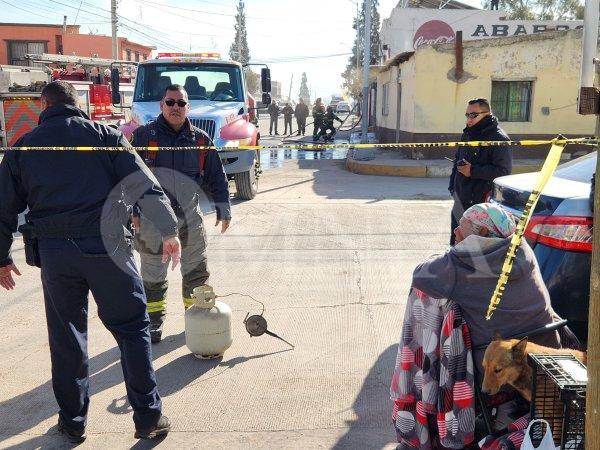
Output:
[
  {"xmin": 465, "ymin": 111, "xmax": 486, "ymax": 119},
  {"xmin": 164, "ymin": 99, "xmax": 188, "ymax": 107}
]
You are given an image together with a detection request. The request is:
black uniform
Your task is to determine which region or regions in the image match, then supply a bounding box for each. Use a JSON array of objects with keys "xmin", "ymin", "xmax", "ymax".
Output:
[
  {"xmin": 131, "ymin": 114, "xmax": 231, "ymax": 334},
  {"xmin": 0, "ymin": 104, "xmax": 178, "ymax": 433},
  {"xmin": 267, "ymin": 103, "xmax": 280, "ymax": 135},
  {"xmin": 449, "ymin": 114, "xmax": 512, "ymax": 244},
  {"xmin": 318, "ymin": 110, "xmax": 343, "ymax": 141},
  {"xmin": 312, "ymin": 104, "xmax": 325, "ymax": 140},
  {"xmin": 490, "ymin": 0, "xmax": 499, "ymax": 10}
]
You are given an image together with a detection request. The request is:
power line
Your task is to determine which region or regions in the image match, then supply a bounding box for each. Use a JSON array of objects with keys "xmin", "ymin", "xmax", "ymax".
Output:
[{"xmin": 0, "ymin": 0, "xmax": 62, "ymax": 20}]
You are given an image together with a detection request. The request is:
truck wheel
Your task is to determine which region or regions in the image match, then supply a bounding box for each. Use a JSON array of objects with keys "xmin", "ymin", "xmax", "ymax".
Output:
[{"xmin": 234, "ymin": 167, "xmax": 258, "ymax": 200}]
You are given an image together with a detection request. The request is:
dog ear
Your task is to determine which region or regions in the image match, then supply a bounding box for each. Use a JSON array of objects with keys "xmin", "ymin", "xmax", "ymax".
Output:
[
  {"xmin": 511, "ymin": 337, "xmax": 528, "ymax": 361},
  {"xmin": 493, "ymin": 331, "xmax": 503, "ymax": 341}
]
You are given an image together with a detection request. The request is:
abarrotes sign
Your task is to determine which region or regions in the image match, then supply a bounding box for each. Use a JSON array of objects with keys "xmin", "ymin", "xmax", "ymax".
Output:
[{"xmin": 381, "ymin": 8, "xmax": 583, "ymax": 56}]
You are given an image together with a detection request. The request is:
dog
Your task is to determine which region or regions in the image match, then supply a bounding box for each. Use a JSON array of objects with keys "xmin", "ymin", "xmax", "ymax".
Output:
[{"xmin": 481, "ymin": 333, "xmax": 586, "ymax": 402}]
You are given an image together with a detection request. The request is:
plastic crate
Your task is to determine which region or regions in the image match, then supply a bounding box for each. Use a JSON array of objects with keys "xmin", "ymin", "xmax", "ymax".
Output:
[{"xmin": 528, "ymin": 353, "xmax": 587, "ymax": 450}]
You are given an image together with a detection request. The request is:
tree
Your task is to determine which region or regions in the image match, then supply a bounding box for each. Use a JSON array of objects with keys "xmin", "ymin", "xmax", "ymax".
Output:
[
  {"xmin": 298, "ymin": 72, "xmax": 310, "ymax": 104},
  {"xmin": 482, "ymin": 0, "xmax": 583, "ymax": 20},
  {"xmin": 342, "ymin": 0, "xmax": 382, "ymax": 100},
  {"xmin": 228, "ymin": 0, "xmax": 259, "ymax": 95}
]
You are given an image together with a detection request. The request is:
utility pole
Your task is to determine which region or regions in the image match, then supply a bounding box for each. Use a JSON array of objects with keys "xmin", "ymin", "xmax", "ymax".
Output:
[
  {"xmin": 288, "ymin": 73, "xmax": 293, "ymax": 102},
  {"xmin": 355, "ymin": 1, "xmax": 360, "ymax": 73},
  {"xmin": 360, "ymin": 0, "xmax": 372, "ymax": 143},
  {"xmin": 581, "ymin": 0, "xmax": 600, "ymax": 447},
  {"xmin": 111, "ymin": 0, "xmax": 118, "ymax": 60}
]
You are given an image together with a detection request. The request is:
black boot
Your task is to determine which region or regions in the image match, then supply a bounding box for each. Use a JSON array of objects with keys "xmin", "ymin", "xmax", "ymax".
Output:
[
  {"xmin": 149, "ymin": 313, "xmax": 164, "ymax": 344},
  {"xmin": 135, "ymin": 415, "xmax": 171, "ymax": 439},
  {"xmin": 58, "ymin": 416, "xmax": 86, "ymax": 444}
]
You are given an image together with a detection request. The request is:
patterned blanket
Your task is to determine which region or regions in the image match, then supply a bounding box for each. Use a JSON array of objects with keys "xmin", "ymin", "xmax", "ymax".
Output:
[{"xmin": 391, "ymin": 288, "xmax": 475, "ymax": 449}]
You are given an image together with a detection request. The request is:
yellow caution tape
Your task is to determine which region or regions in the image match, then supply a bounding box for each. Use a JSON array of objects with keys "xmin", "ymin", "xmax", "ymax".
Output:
[
  {"xmin": 0, "ymin": 137, "xmax": 597, "ymax": 152},
  {"xmin": 485, "ymin": 141, "xmax": 567, "ymax": 320}
]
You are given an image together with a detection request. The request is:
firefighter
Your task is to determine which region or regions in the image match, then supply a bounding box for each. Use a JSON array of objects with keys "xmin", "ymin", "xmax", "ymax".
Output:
[
  {"xmin": 131, "ymin": 84, "xmax": 231, "ymax": 344},
  {"xmin": 317, "ymin": 105, "xmax": 343, "ymax": 142},
  {"xmin": 0, "ymin": 81, "xmax": 179, "ymax": 442},
  {"xmin": 312, "ymin": 98, "xmax": 326, "ymax": 141},
  {"xmin": 281, "ymin": 103, "xmax": 294, "ymax": 135}
]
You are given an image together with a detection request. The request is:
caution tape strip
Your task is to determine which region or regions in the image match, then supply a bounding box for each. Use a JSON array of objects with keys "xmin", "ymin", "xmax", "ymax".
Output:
[
  {"xmin": 0, "ymin": 137, "xmax": 598, "ymax": 152},
  {"xmin": 485, "ymin": 140, "xmax": 567, "ymax": 320}
]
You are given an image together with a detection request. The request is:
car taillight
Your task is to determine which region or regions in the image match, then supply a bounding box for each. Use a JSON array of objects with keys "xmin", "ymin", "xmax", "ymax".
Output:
[{"xmin": 524, "ymin": 216, "xmax": 593, "ymax": 253}]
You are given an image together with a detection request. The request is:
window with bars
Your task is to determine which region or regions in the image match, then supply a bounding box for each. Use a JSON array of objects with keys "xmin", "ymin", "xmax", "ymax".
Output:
[
  {"xmin": 491, "ymin": 81, "xmax": 533, "ymax": 122},
  {"xmin": 8, "ymin": 41, "xmax": 47, "ymax": 67}
]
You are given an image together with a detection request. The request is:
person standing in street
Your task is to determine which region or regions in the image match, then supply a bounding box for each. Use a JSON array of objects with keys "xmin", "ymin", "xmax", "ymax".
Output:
[
  {"xmin": 131, "ymin": 84, "xmax": 231, "ymax": 343},
  {"xmin": 490, "ymin": 0, "xmax": 499, "ymax": 10},
  {"xmin": 268, "ymin": 100, "xmax": 280, "ymax": 135},
  {"xmin": 281, "ymin": 102, "xmax": 294, "ymax": 135},
  {"xmin": 0, "ymin": 81, "xmax": 179, "ymax": 443},
  {"xmin": 449, "ymin": 98, "xmax": 512, "ymax": 245},
  {"xmin": 312, "ymin": 98, "xmax": 325, "ymax": 141},
  {"xmin": 294, "ymin": 98, "xmax": 309, "ymax": 136}
]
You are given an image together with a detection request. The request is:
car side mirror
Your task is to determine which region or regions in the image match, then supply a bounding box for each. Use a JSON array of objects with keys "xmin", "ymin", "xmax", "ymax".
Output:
[
  {"xmin": 261, "ymin": 68, "xmax": 271, "ymax": 93},
  {"xmin": 262, "ymin": 93, "xmax": 271, "ymax": 106},
  {"xmin": 111, "ymin": 68, "xmax": 121, "ymax": 105}
]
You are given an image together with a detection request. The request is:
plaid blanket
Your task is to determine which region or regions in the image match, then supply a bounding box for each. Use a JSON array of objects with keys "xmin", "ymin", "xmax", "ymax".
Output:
[{"xmin": 391, "ymin": 288, "xmax": 475, "ymax": 449}]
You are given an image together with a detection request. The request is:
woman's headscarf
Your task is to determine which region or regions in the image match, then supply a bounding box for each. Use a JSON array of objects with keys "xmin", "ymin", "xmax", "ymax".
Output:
[{"xmin": 463, "ymin": 203, "xmax": 516, "ymax": 238}]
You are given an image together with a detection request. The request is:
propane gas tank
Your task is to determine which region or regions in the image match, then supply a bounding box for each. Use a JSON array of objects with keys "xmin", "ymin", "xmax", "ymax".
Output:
[{"xmin": 185, "ymin": 285, "xmax": 233, "ymax": 359}]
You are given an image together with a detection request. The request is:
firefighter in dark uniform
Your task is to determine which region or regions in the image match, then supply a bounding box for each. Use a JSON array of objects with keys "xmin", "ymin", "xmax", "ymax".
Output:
[
  {"xmin": 0, "ymin": 81, "xmax": 179, "ymax": 443},
  {"xmin": 131, "ymin": 84, "xmax": 231, "ymax": 343},
  {"xmin": 317, "ymin": 106, "xmax": 343, "ymax": 141},
  {"xmin": 312, "ymin": 98, "xmax": 325, "ymax": 141}
]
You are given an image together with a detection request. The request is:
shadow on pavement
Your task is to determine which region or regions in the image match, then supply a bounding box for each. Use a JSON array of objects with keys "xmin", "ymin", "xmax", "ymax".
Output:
[
  {"xmin": 0, "ymin": 332, "xmax": 186, "ymax": 447},
  {"xmin": 331, "ymin": 344, "xmax": 398, "ymax": 450}
]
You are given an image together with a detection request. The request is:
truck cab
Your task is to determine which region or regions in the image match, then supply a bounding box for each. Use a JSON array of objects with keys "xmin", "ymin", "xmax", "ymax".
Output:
[{"xmin": 113, "ymin": 52, "xmax": 271, "ymax": 200}]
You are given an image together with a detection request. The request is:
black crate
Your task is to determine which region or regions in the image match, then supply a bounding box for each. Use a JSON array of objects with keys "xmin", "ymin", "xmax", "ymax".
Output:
[{"xmin": 528, "ymin": 353, "xmax": 587, "ymax": 450}]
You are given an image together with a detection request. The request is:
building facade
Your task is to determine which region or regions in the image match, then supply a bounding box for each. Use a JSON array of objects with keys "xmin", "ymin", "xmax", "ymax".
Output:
[
  {"xmin": 375, "ymin": 29, "xmax": 595, "ymax": 158},
  {"xmin": 0, "ymin": 23, "xmax": 154, "ymax": 66},
  {"xmin": 380, "ymin": 8, "xmax": 582, "ymax": 61}
]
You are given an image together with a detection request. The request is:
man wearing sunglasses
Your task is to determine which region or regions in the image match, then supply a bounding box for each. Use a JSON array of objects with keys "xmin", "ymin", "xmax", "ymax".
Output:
[
  {"xmin": 131, "ymin": 84, "xmax": 231, "ymax": 343},
  {"xmin": 448, "ymin": 98, "xmax": 511, "ymax": 245}
]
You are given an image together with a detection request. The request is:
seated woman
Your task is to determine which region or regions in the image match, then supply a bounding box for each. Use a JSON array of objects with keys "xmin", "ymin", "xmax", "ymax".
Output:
[{"xmin": 412, "ymin": 203, "xmax": 560, "ymax": 374}]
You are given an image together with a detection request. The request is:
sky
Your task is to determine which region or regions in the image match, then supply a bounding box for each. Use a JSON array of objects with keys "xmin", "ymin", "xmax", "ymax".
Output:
[{"xmin": 1, "ymin": 0, "xmax": 483, "ymax": 101}]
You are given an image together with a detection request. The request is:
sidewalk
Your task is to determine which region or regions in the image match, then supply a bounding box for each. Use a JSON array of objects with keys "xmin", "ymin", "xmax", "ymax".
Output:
[{"xmin": 346, "ymin": 148, "xmax": 547, "ymax": 178}]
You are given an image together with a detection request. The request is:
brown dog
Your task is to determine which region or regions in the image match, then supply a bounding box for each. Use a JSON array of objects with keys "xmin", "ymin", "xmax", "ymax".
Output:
[{"xmin": 481, "ymin": 333, "xmax": 586, "ymax": 402}]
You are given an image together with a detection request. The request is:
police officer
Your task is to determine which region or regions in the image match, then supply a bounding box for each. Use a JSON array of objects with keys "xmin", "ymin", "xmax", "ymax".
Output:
[
  {"xmin": 0, "ymin": 81, "xmax": 179, "ymax": 442},
  {"xmin": 317, "ymin": 105, "xmax": 343, "ymax": 141},
  {"xmin": 267, "ymin": 100, "xmax": 280, "ymax": 135},
  {"xmin": 131, "ymin": 84, "xmax": 231, "ymax": 343},
  {"xmin": 294, "ymin": 98, "xmax": 309, "ymax": 136},
  {"xmin": 312, "ymin": 98, "xmax": 325, "ymax": 141}
]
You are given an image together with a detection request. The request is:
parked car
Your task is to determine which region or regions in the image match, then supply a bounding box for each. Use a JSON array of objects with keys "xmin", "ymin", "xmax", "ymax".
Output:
[
  {"xmin": 491, "ymin": 151, "xmax": 595, "ymax": 343},
  {"xmin": 336, "ymin": 101, "xmax": 351, "ymax": 114}
]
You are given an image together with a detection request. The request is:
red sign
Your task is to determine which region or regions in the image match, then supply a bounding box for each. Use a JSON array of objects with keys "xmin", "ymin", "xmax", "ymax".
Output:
[{"xmin": 413, "ymin": 20, "xmax": 455, "ymax": 49}]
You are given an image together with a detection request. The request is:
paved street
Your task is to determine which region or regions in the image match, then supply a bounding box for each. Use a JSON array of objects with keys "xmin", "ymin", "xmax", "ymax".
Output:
[{"xmin": 0, "ymin": 157, "xmax": 451, "ymax": 449}]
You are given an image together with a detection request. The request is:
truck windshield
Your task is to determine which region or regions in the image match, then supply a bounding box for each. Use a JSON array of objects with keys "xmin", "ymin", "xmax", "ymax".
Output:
[{"xmin": 133, "ymin": 63, "xmax": 244, "ymax": 102}]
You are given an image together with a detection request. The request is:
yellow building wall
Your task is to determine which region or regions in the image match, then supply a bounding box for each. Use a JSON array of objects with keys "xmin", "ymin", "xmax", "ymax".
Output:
[{"xmin": 405, "ymin": 29, "xmax": 595, "ymax": 136}]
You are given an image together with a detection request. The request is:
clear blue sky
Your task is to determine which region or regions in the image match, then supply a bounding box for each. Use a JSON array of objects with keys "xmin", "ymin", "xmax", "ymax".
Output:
[{"xmin": 2, "ymin": 0, "xmax": 484, "ymax": 101}]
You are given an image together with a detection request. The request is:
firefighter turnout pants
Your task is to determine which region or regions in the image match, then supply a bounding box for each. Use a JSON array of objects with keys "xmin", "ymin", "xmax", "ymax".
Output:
[
  {"xmin": 135, "ymin": 207, "xmax": 209, "ymax": 320},
  {"xmin": 38, "ymin": 236, "xmax": 162, "ymax": 432}
]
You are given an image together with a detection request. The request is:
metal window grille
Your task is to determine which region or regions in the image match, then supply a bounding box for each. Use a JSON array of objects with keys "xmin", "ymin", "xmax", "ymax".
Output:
[{"xmin": 491, "ymin": 81, "xmax": 532, "ymax": 122}]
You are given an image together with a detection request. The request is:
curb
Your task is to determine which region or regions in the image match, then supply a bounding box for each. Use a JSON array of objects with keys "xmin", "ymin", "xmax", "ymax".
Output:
[{"xmin": 346, "ymin": 157, "xmax": 544, "ymax": 178}]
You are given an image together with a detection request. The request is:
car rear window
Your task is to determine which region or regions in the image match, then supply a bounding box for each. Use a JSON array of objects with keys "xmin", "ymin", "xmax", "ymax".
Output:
[{"xmin": 553, "ymin": 151, "xmax": 597, "ymax": 183}]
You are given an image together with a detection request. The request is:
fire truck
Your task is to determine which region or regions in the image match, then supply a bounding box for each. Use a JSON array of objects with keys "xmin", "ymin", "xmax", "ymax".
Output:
[
  {"xmin": 0, "ymin": 53, "xmax": 131, "ymax": 147},
  {"xmin": 111, "ymin": 52, "xmax": 272, "ymax": 200}
]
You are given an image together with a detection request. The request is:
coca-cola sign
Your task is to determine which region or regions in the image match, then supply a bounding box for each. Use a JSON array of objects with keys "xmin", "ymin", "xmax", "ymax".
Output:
[{"xmin": 413, "ymin": 20, "xmax": 455, "ymax": 49}]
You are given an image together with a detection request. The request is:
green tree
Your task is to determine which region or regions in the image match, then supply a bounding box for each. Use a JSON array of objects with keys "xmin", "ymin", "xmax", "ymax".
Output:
[
  {"xmin": 342, "ymin": 0, "xmax": 382, "ymax": 100},
  {"xmin": 229, "ymin": 0, "xmax": 250, "ymax": 64},
  {"xmin": 298, "ymin": 72, "xmax": 310, "ymax": 104},
  {"xmin": 482, "ymin": 0, "xmax": 583, "ymax": 20},
  {"xmin": 228, "ymin": 0, "xmax": 259, "ymax": 95}
]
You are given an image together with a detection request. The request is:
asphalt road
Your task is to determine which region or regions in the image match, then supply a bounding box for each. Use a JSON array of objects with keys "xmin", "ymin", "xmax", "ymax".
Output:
[{"xmin": 0, "ymin": 157, "xmax": 452, "ymax": 449}]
